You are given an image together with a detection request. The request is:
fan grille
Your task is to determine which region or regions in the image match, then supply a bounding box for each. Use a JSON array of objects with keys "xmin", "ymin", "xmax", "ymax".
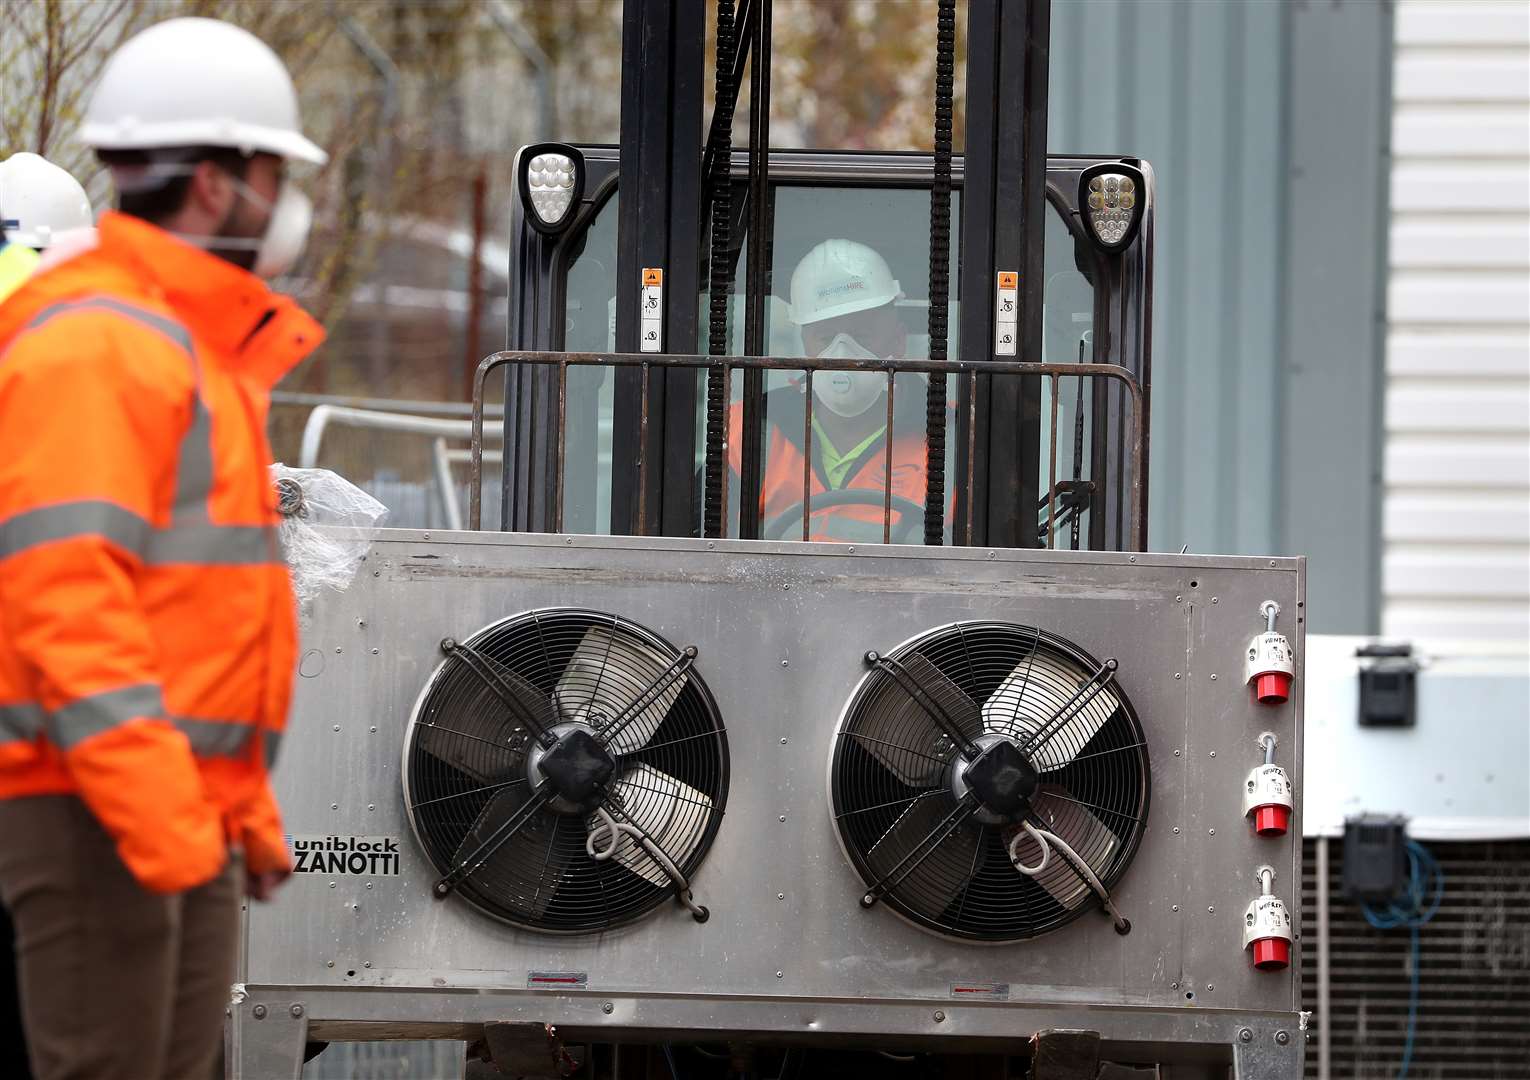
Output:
[
  {"xmin": 404, "ymin": 608, "xmax": 729, "ymax": 932},
  {"xmin": 830, "ymin": 621, "xmax": 1150, "ymax": 942}
]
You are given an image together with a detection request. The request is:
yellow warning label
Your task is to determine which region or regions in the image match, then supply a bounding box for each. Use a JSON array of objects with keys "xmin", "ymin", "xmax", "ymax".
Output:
[
  {"xmin": 642, "ymin": 268, "xmax": 664, "ymax": 286},
  {"xmin": 997, "ymin": 271, "xmax": 1019, "ymax": 289}
]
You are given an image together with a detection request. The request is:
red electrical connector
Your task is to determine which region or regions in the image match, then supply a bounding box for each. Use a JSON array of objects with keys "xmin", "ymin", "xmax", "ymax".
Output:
[
  {"xmin": 1243, "ymin": 866, "xmax": 1293, "ymax": 971},
  {"xmin": 1246, "ymin": 601, "xmax": 1295, "ymax": 705},
  {"xmin": 1243, "ymin": 733, "xmax": 1295, "ymax": 837}
]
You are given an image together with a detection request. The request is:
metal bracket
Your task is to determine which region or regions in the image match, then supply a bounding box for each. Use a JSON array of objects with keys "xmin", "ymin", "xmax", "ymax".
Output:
[{"xmin": 482, "ymin": 1021, "xmax": 585, "ymax": 1078}]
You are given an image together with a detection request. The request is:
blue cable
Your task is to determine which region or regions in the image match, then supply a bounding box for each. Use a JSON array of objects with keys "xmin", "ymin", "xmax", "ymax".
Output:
[{"xmin": 1360, "ymin": 839, "xmax": 1444, "ymax": 1080}]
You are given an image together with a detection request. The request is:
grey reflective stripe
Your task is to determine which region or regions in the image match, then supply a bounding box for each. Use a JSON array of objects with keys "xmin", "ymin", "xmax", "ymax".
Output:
[
  {"xmin": 27, "ymin": 295, "xmax": 193, "ymax": 354},
  {"xmin": 172, "ymin": 716, "xmax": 256, "ymax": 757},
  {"xmin": 6, "ymin": 693, "xmax": 260, "ymax": 757},
  {"xmin": 263, "ymin": 730, "xmax": 283, "ymax": 770},
  {"xmin": 0, "ymin": 501, "xmax": 151, "ymax": 560},
  {"xmin": 146, "ymin": 523, "xmax": 276, "ymax": 566},
  {"xmin": 49, "ymin": 684, "xmax": 164, "ymax": 750},
  {"xmin": 0, "ymin": 701, "xmax": 46, "ymax": 743},
  {"xmin": 0, "ymin": 502, "xmax": 277, "ymax": 566}
]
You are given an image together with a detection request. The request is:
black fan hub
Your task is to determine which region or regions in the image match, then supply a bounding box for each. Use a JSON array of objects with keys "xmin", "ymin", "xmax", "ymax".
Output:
[
  {"xmin": 530, "ymin": 726, "xmax": 616, "ymax": 814},
  {"xmin": 960, "ymin": 738, "xmax": 1039, "ymax": 820}
]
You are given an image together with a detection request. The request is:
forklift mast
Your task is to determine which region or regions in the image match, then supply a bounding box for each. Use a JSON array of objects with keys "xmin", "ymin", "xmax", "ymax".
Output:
[{"xmin": 493, "ymin": 0, "xmax": 1152, "ymax": 554}]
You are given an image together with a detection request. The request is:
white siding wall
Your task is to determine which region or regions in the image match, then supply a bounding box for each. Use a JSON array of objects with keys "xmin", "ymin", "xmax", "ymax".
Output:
[{"xmin": 1383, "ymin": 1, "xmax": 1530, "ymax": 641}]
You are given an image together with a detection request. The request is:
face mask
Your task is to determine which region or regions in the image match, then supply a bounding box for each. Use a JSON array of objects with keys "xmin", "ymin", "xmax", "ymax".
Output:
[
  {"xmin": 214, "ymin": 178, "xmax": 312, "ymax": 279},
  {"xmin": 813, "ymin": 332, "xmax": 886, "ymax": 418}
]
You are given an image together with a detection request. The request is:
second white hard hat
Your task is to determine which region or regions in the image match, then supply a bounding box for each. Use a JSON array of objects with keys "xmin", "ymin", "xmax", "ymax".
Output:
[
  {"xmin": 0, "ymin": 153, "xmax": 93, "ymax": 249},
  {"xmin": 80, "ymin": 17, "xmax": 327, "ymax": 165},
  {"xmin": 788, "ymin": 238, "xmax": 902, "ymax": 326}
]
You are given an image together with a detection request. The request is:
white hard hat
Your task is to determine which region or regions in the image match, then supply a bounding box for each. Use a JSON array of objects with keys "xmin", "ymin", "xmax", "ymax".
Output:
[
  {"xmin": 80, "ymin": 18, "xmax": 327, "ymax": 166},
  {"xmin": 788, "ymin": 238, "xmax": 902, "ymax": 326},
  {"xmin": 0, "ymin": 153, "xmax": 93, "ymax": 249}
]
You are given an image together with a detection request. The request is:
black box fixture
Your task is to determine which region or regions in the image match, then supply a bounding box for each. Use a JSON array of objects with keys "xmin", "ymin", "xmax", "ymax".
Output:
[
  {"xmin": 1356, "ymin": 642, "xmax": 1419, "ymax": 729},
  {"xmin": 1342, "ymin": 815, "xmax": 1410, "ymax": 905}
]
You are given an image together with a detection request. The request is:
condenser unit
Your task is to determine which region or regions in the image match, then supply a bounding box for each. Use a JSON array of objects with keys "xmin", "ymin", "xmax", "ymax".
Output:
[{"xmin": 231, "ymin": 532, "xmax": 1306, "ymax": 1077}]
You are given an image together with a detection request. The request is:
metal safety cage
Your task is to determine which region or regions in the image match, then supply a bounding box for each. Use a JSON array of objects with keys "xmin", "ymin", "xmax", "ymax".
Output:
[
  {"xmin": 470, "ymin": 348, "xmax": 1146, "ymax": 550},
  {"xmin": 502, "ymin": 149, "xmax": 1155, "ymax": 551}
]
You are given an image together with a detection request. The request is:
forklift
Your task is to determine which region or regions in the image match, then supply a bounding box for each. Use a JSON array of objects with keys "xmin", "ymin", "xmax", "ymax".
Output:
[{"xmin": 231, "ymin": 2, "xmax": 1306, "ymax": 1077}]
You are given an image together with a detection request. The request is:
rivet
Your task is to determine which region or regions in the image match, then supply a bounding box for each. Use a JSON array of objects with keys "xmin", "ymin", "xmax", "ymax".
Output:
[
  {"xmin": 848, "ymin": 546, "xmax": 856, "ymax": 553},
  {"xmin": 357, "ymin": 619, "xmax": 366, "ymax": 628},
  {"xmin": 1207, "ymin": 984, "xmax": 1214, "ymax": 992},
  {"xmin": 328, "ymin": 881, "xmax": 336, "ymax": 888},
  {"xmin": 1209, "ymin": 751, "xmax": 1216, "ymax": 758},
  {"xmin": 1240, "ymin": 1028, "xmax": 1253, "ymax": 1043},
  {"xmin": 1172, "ymin": 827, "xmax": 1181, "ymax": 834},
  {"xmin": 987, "ymin": 551, "xmax": 996, "ymax": 559},
  {"xmin": 1172, "ymin": 905, "xmax": 1179, "ymax": 912},
  {"xmin": 779, "ymin": 815, "xmax": 787, "ymax": 822},
  {"xmin": 369, "ymin": 726, "xmax": 378, "ymax": 733},
  {"xmin": 782, "ymin": 583, "xmax": 790, "ymax": 590},
  {"xmin": 423, "ymin": 533, "xmax": 431, "ymax": 540},
  {"xmin": 1269, "ymin": 560, "xmax": 1277, "ymax": 568},
  {"xmin": 371, "ymin": 648, "xmax": 379, "ymax": 655},
  {"xmin": 363, "ymin": 962, "xmax": 372, "ymax": 969},
  {"xmin": 330, "ymin": 803, "xmax": 338, "ymax": 810},
  {"xmin": 780, "ymin": 737, "xmax": 788, "ymax": 744},
  {"xmin": 1209, "ymin": 828, "xmax": 1216, "ymax": 835},
  {"xmin": 1275, "ymin": 1031, "xmax": 1290, "ymax": 1046},
  {"xmin": 253, "ymin": 1004, "xmax": 267, "ymax": 1020},
  {"xmin": 933, "ymin": 1010, "xmax": 946, "ymax": 1022},
  {"xmin": 332, "ymin": 725, "xmax": 340, "ymax": 732},
  {"xmin": 1208, "ymin": 906, "xmax": 1215, "ymax": 914},
  {"xmin": 327, "ymin": 961, "xmax": 335, "ymax": 968},
  {"xmin": 367, "ymin": 804, "xmax": 376, "ymax": 811},
  {"xmin": 1128, "ymin": 555, "xmax": 1137, "ymax": 563},
  {"xmin": 1171, "ymin": 982, "xmax": 1179, "ymax": 990},
  {"xmin": 1209, "ymin": 673, "xmax": 1217, "ymax": 681},
  {"xmin": 290, "ymin": 1004, "xmax": 304, "ymax": 1018},
  {"xmin": 334, "ymin": 647, "xmax": 343, "ymax": 654},
  {"xmin": 1174, "ymin": 749, "xmax": 1181, "ymax": 757},
  {"xmin": 366, "ymin": 882, "xmax": 373, "ymax": 889},
  {"xmin": 778, "ymin": 893, "xmax": 785, "ymax": 900},
  {"xmin": 1174, "ymin": 673, "xmax": 1182, "ymax": 680},
  {"xmin": 602, "ymin": 1001, "xmax": 614, "ymax": 1014},
  {"xmin": 780, "ymin": 659, "xmax": 790, "ymax": 667},
  {"xmin": 776, "ymin": 971, "xmax": 784, "ymax": 979},
  {"xmin": 1175, "ymin": 595, "xmax": 1183, "ymax": 602},
  {"xmin": 373, "ymin": 570, "xmax": 380, "ymax": 576},
  {"xmin": 1212, "ymin": 597, "xmax": 1219, "ymax": 604}
]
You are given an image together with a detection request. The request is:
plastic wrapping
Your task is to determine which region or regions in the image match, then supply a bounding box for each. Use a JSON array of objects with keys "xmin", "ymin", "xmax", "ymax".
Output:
[{"xmin": 270, "ymin": 464, "xmax": 389, "ymax": 610}]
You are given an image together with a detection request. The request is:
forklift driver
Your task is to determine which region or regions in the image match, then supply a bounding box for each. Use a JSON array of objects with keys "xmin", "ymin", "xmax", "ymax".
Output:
[{"xmin": 724, "ymin": 238, "xmax": 954, "ymax": 543}]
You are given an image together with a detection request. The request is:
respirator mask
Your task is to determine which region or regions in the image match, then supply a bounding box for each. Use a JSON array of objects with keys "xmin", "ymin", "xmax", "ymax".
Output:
[{"xmin": 812, "ymin": 332, "xmax": 887, "ymax": 418}]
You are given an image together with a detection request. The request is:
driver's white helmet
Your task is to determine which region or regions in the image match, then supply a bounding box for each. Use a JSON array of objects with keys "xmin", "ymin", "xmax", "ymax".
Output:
[
  {"xmin": 80, "ymin": 17, "xmax": 327, "ymax": 165},
  {"xmin": 788, "ymin": 238, "xmax": 902, "ymax": 326},
  {"xmin": 0, "ymin": 153, "xmax": 92, "ymax": 249}
]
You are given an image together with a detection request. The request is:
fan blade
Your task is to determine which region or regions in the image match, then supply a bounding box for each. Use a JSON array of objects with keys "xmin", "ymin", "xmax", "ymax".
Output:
[
  {"xmin": 555, "ymin": 625, "xmax": 686, "ymax": 754},
  {"xmin": 453, "ymin": 788, "xmax": 571, "ymax": 921},
  {"xmin": 596, "ymin": 763, "xmax": 712, "ymax": 888},
  {"xmin": 854, "ymin": 653, "xmax": 984, "ymax": 787},
  {"xmin": 416, "ymin": 650, "xmax": 551, "ymax": 784},
  {"xmin": 1006, "ymin": 784, "xmax": 1120, "ymax": 910},
  {"xmin": 981, "ymin": 651, "xmax": 1120, "ymax": 771},
  {"xmin": 866, "ymin": 794, "xmax": 980, "ymax": 918}
]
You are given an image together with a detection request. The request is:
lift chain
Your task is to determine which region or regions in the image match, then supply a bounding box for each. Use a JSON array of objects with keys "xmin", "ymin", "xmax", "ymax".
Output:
[
  {"xmin": 702, "ymin": 0, "xmax": 739, "ymax": 539},
  {"xmin": 924, "ymin": 0, "xmax": 957, "ymax": 546}
]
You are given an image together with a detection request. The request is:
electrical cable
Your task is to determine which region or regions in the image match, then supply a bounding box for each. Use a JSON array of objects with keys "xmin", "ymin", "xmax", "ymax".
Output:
[
  {"xmin": 1360, "ymin": 839, "xmax": 1444, "ymax": 1080},
  {"xmin": 587, "ymin": 807, "xmax": 707, "ymax": 920},
  {"xmin": 661, "ymin": 1042, "xmax": 681, "ymax": 1080},
  {"xmin": 1013, "ymin": 819, "xmax": 1128, "ymax": 931}
]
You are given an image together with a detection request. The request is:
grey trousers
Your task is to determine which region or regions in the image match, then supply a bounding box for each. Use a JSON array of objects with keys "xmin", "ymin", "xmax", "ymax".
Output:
[{"xmin": 0, "ymin": 795, "xmax": 238, "ymax": 1080}]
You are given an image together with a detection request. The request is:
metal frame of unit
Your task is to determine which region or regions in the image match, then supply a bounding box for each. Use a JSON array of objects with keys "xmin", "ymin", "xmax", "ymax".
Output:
[{"xmin": 231, "ymin": 532, "xmax": 1307, "ymax": 1079}]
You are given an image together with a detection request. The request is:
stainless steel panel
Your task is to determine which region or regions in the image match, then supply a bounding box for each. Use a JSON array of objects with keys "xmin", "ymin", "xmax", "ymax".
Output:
[{"xmin": 244, "ymin": 531, "xmax": 1305, "ymax": 1052}]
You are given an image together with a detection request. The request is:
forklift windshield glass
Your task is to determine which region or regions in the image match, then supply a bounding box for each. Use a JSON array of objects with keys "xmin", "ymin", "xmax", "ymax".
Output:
[{"xmin": 557, "ymin": 181, "xmax": 1096, "ymax": 541}]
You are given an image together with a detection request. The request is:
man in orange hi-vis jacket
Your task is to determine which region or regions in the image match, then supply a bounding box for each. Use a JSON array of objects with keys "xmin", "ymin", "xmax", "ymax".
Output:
[{"xmin": 0, "ymin": 18, "xmax": 326, "ymax": 1080}]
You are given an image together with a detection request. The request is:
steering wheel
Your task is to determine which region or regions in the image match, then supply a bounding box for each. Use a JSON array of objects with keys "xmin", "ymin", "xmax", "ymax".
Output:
[{"xmin": 761, "ymin": 489, "xmax": 928, "ymax": 543}]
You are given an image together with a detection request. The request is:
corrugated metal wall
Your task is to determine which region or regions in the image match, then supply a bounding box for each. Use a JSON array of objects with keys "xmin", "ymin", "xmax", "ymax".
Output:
[
  {"xmin": 1048, "ymin": 0, "xmax": 1287, "ymax": 559},
  {"xmin": 1382, "ymin": 1, "xmax": 1530, "ymax": 642}
]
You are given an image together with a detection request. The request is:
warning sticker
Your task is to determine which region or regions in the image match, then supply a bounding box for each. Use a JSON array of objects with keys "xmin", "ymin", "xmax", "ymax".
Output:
[
  {"xmin": 287, "ymin": 835, "xmax": 402, "ymax": 876},
  {"xmin": 997, "ymin": 271, "xmax": 1019, "ymax": 289},
  {"xmin": 642, "ymin": 267, "xmax": 663, "ymax": 286},
  {"xmin": 949, "ymin": 982, "xmax": 1010, "ymax": 1000}
]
